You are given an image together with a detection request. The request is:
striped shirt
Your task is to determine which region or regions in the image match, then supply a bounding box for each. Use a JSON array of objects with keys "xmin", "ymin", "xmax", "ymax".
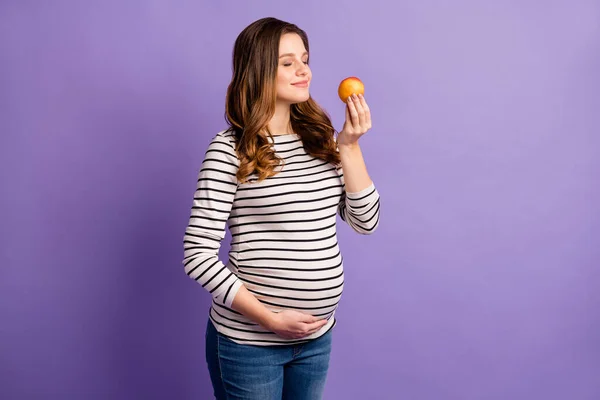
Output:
[{"xmin": 183, "ymin": 129, "xmax": 380, "ymax": 345}]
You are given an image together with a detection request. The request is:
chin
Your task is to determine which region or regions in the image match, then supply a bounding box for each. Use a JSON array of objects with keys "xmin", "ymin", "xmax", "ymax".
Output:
[
  {"xmin": 292, "ymin": 93, "xmax": 311, "ymax": 104},
  {"xmin": 277, "ymin": 91, "xmax": 310, "ymax": 105}
]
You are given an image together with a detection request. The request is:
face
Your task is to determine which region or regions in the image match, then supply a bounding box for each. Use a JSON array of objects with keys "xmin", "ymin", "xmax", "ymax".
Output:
[{"xmin": 276, "ymin": 33, "xmax": 311, "ymax": 105}]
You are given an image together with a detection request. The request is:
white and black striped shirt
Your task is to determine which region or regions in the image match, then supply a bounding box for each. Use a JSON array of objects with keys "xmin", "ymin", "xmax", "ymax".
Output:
[{"xmin": 183, "ymin": 130, "xmax": 380, "ymax": 345}]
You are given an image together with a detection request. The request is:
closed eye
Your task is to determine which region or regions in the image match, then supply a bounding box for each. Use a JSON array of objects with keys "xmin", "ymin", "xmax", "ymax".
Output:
[{"xmin": 282, "ymin": 60, "xmax": 309, "ymax": 67}]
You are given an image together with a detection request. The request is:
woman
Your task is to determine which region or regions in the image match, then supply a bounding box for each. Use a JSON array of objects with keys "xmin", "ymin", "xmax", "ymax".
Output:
[{"xmin": 183, "ymin": 17, "xmax": 380, "ymax": 400}]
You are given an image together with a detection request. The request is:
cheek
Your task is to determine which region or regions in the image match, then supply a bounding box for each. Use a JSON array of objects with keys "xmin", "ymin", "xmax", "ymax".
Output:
[
  {"xmin": 276, "ymin": 73, "xmax": 292, "ymax": 90},
  {"xmin": 277, "ymin": 73, "xmax": 287, "ymax": 86}
]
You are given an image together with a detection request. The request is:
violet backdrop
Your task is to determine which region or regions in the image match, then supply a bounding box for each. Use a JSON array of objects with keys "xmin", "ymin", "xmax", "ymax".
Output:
[{"xmin": 1, "ymin": 1, "xmax": 599, "ymax": 399}]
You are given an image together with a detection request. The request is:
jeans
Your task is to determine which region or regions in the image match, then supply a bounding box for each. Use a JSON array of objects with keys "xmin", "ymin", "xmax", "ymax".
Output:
[{"xmin": 205, "ymin": 319, "xmax": 332, "ymax": 400}]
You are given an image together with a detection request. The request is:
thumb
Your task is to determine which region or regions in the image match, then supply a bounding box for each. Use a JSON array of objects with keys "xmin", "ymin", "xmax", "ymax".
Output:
[{"xmin": 300, "ymin": 313, "xmax": 318, "ymax": 323}]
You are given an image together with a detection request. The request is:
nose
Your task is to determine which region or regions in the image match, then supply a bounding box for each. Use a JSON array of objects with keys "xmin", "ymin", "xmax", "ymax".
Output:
[{"xmin": 297, "ymin": 62, "xmax": 309, "ymax": 76}]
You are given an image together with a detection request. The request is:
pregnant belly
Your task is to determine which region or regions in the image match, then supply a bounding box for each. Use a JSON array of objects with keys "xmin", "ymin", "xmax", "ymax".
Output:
[{"xmin": 237, "ymin": 264, "xmax": 344, "ymax": 319}]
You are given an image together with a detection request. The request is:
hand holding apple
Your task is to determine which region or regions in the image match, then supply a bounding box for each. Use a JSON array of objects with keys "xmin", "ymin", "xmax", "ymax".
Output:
[{"xmin": 337, "ymin": 77, "xmax": 371, "ymax": 147}]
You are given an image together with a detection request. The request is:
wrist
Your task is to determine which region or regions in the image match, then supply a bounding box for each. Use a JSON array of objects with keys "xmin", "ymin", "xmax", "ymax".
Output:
[
  {"xmin": 259, "ymin": 310, "xmax": 279, "ymax": 330},
  {"xmin": 337, "ymin": 142, "xmax": 360, "ymax": 153}
]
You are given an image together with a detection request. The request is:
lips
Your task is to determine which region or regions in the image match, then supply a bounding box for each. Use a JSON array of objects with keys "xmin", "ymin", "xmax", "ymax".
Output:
[{"xmin": 292, "ymin": 80, "xmax": 309, "ymax": 87}]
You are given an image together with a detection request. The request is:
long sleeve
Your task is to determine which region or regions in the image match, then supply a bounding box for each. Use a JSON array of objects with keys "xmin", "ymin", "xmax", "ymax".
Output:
[
  {"xmin": 182, "ymin": 131, "xmax": 243, "ymax": 308},
  {"xmin": 337, "ymin": 166, "xmax": 381, "ymax": 234}
]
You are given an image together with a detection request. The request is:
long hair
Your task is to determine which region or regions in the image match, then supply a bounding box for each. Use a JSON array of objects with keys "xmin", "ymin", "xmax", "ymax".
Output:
[{"xmin": 225, "ymin": 17, "xmax": 341, "ymax": 183}]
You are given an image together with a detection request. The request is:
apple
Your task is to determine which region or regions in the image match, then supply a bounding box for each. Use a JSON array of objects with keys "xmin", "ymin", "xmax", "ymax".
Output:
[{"xmin": 338, "ymin": 76, "xmax": 365, "ymax": 102}]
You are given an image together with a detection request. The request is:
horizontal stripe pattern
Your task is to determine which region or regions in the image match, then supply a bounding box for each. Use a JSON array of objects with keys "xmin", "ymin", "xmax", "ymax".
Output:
[{"xmin": 183, "ymin": 130, "xmax": 380, "ymax": 345}]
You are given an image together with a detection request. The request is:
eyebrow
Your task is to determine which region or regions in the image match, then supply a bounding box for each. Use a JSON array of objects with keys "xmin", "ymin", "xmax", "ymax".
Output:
[{"xmin": 279, "ymin": 52, "xmax": 309, "ymax": 58}]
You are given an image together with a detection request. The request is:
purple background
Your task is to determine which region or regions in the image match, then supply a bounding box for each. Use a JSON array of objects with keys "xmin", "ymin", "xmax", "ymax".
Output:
[{"xmin": 1, "ymin": 1, "xmax": 599, "ymax": 399}]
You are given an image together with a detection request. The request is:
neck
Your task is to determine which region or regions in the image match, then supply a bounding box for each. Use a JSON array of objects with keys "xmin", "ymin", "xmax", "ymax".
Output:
[{"xmin": 268, "ymin": 102, "xmax": 292, "ymax": 136}]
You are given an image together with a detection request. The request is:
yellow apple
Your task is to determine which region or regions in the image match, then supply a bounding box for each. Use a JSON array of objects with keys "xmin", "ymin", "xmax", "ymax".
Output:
[{"xmin": 338, "ymin": 76, "xmax": 365, "ymax": 102}]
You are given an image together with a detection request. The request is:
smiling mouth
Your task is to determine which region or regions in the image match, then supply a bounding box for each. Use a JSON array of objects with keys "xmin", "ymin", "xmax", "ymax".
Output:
[{"xmin": 292, "ymin": 81, "xmax": 309, "ymax": 87}]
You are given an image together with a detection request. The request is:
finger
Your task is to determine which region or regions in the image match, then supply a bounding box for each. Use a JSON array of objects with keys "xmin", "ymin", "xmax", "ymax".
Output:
[
  {"xmin": 352, "ymin": 94, "xmax": 367, "ymax": 127},
  {"xmin": 304, "ymin": 319, "xmax": 327, "ymax": 332},
  {"xmin": 347, "ymin": 95, "xmax": 360, "ymax": 128},
  {"xmin": 358, "ymin": 94, "xmax": 371, "ymax": 128},
  {"xmin": 299, "ymin": 313, "xmax": 318, "ymax": 323},
  {"xmin": 304, "ymin": 322, "xmax": 328, "ymax": 337},
  {"xmin": 310, "ymin": 326, "xmax": 323, "ymax": 335},
  {"xmin": 345, "ymin": 103, "xmax": 351, "ymax": 124}
]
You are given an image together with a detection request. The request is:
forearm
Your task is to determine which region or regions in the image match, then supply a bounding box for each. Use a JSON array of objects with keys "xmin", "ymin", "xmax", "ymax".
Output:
[
  {"xmin": 230, "ymin": 285, "xmax": 276, "ymax": 329},
  {"xmin": 338, "ymin": 143, "xmax": 372, "ymax": 192}
]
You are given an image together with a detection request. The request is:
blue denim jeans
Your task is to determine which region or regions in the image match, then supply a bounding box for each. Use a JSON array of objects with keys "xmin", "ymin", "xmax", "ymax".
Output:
[{"xmin": 205, "ymin": 319, "xmax": 332, "ymax": 400}]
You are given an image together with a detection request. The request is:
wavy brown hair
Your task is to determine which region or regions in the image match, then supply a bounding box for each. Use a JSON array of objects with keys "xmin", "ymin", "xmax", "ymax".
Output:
[{"xmin": 225, "ymin": 17, "xmax": 341, "ymax": 183}]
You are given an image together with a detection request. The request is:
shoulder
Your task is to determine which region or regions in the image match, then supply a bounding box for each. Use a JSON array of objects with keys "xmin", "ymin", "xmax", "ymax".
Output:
[
  {"xmin": 209, "ymin": 129, "xmax": 237, "ymax": 150},
  {"xmin": 204, "ymin": 128, "xmax": 239, "ymax": 160},
  {"xmin": 199, "ymin": 129, "xmax": 240, "ymax": 169}
]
